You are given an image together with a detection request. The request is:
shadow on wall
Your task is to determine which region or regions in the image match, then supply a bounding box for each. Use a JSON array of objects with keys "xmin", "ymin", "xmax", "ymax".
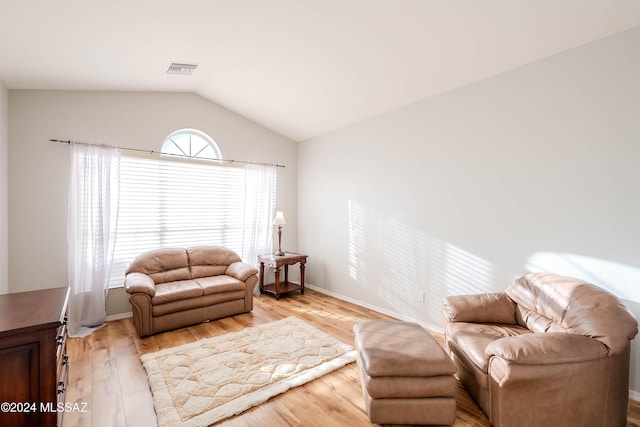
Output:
[
  {"xmin": 526, "ymin": 252, "xmax": 640, "ymax": 304},
  {"xmin": 347, "ymin": 199, "xmax": 496, "ymax": 324},
  {"xmin": 344, "ymin": 199, "xmax": 640, "ymax": 327}
]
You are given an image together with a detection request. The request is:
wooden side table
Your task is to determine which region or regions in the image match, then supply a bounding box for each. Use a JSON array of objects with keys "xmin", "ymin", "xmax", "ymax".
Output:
[{"xmin": 258, "ymin": 252, "xmax": 307, "ymax": 299}]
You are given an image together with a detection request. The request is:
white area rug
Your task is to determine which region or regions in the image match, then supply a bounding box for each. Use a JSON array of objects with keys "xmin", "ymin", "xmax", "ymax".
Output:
[{"xmin": 140, "ymin": 316, "xmax": 356, "ymax": 427}]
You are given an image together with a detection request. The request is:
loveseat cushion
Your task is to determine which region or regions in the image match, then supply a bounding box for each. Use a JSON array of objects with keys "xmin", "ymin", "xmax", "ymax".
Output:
[
  {"xmin": 514, "ymin": 306, "xmax": 567, "ymax": 334},
  {"xmin": 195, "ymin": 275, "xmax": 246, "ymax": 295},
  {"xmin": 446, "ymin": 322, "xmax": 531, "ymax": 372},
  {"xmin": 506, "ymin": 273, "xmax": 638, "ymax": 354},
  {"xmin": 152, "ymin": 290, "xmax": 246, "ymax": 316},
  {"xmin": 151, "ymin": 279, "xmax": 203, "ymax": 304},
  {"xmin": 187, "ymin": 246, "xmax": 242, "ymax": 279},
  {"xmin": 127, "ymin": 247, "xmax": 191, "ymax": 284}
]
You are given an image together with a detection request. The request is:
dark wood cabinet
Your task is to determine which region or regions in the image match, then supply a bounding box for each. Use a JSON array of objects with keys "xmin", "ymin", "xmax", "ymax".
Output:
[{"xmin": 0, "ymin": 287, "xmax": 70, "ymax": 427}]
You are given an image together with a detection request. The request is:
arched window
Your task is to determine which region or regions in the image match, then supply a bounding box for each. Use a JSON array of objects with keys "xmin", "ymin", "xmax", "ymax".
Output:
[{"xmin": 161, "ymin": 129, "xmax": 221, "ymax": 161}]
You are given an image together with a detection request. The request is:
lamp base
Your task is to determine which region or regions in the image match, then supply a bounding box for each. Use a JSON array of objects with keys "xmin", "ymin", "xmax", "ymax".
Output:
[{"xmin": 275, "ymin": 225, "xmax": 285, "ymax": 256}]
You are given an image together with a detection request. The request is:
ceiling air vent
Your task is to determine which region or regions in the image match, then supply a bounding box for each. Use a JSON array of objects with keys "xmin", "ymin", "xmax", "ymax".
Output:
[{"xmin": 167, "ymin": 62, "xmax": 198, "ymax": 75}]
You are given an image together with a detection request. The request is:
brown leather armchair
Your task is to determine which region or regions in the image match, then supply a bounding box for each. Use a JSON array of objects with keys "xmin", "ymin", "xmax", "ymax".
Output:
[
  {"xmin": 442, "ymin": 273, "xmax": 638, "ymax": 427},
  {"xmin": 125, "ymin": 245, "xmax": 258, "ymax": 337}
]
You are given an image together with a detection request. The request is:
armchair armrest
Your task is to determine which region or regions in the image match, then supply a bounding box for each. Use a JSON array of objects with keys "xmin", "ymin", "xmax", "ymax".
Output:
[
  {"xmin": 486, "ymin": 332, "xmax": 608, "ymax": 365},
  {"xmin": 226, "ymin": 261, "xmax": 259, "ymax": 282},
  {"xmin": 442, "ymin": 292, "xmax": 516, "ymax": 324},
  {"xmin": 486, "ymin": 333, "xmax": 618, "ymax": 426},
  {"xmin": 124, "ymin": 272, "xmax": 156, "ymax": 297}
]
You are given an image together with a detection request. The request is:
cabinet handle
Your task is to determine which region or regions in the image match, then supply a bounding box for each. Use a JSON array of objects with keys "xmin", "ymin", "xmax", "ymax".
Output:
[{"xmin": 58, "ymin": 381, "xmax": 66, "ymax": 395}]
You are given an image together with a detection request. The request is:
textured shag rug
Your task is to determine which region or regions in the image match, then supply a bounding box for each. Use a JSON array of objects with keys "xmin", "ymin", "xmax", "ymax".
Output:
[{"xmin": 140, "ymin": 316, "xmax": 356, "ymax": 426}]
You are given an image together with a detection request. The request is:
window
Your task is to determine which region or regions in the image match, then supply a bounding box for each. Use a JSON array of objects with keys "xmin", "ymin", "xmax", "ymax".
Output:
[
  {"xmin": 161, "ymin": 129, "xmax": 221, "ymax": 161},
  {"xmin": 107, "ymin": 129, "xmax": 276, "ymax": 288}
]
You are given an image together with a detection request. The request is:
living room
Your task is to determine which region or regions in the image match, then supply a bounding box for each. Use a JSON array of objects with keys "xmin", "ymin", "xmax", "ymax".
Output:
[{"xmin": 1, "ymin": 2, "xmax": 640, "ymax": 426}]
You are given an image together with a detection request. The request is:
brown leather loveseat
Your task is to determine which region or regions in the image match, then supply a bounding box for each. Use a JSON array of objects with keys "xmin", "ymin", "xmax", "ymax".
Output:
[
  {"xmin": 124, "ymin": 245, "xmax": 258, "ymax": 337},
  {"xmin": 442, "ymin": 273, "xmax": 638, "ymax": 427}
]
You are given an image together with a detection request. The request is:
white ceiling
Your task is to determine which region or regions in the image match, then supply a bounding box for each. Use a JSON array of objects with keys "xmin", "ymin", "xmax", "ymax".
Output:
[{"xmin": 1, "ymin": 1, "xmax": 640, "ymax": 142}]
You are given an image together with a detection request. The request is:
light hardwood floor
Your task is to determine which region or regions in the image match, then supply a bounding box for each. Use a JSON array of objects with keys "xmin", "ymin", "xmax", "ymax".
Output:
[{"xmin": 63, "ymin": 289, "xmax": 640, "ymax": 427}]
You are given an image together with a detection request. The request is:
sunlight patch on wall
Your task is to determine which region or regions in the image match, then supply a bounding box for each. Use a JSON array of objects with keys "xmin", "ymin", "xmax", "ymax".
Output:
[
  {"xmin": 348, "ymin": 199, "xmax": 368, "ymax": 285},
  {"xmin": 526, "ymin": 252, "xmax": 640, "ymax": 303},
  {"xmin": 348, "ymin": 199, "xmax": 494, "ymax": 320}
]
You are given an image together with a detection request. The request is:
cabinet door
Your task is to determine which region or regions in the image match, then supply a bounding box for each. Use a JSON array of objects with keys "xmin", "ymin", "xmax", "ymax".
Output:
[{"xmin": 0, "ymin": 342, "xmax": 41, "ymax": 427}]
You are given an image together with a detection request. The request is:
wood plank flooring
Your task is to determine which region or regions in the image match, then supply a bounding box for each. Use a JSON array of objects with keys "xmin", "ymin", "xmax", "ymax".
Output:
[{"xmin": 62, "ymin": 289, "xmax": 640, "ymax": 427}]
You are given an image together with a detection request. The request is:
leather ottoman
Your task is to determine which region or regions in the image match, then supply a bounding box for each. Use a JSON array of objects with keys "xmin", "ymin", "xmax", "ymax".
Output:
[{"xmin": 353, "ymin": 320, "xmax": 457, "ymax": 425}]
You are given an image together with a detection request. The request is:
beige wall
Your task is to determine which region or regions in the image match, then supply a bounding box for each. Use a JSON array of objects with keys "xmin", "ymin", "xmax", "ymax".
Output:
[
  {"xmin": 8, "ymin": 90, "xmax": 297, "ymax": 315},
  {"xmin": 0, "ymin": 80, "xmax": 7, "ymax": 294},
  {"xmin": 299, "ymin": 27, "xmax": 640, "ymax": 391}
]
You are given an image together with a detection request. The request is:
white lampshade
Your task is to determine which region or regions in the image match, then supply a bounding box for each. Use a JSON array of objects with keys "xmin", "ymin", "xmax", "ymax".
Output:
[{"xmin": 273, "ymin": 211, "xmax": 287, "ymax": 226}]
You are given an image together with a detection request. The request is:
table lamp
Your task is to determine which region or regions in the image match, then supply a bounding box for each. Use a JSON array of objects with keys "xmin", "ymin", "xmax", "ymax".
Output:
[{"xmin": 273, "ymin": 211, "xmax": 286, "ymax": 256}]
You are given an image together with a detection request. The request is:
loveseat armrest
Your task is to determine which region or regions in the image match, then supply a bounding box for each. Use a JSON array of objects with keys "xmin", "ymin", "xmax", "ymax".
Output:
[
  {"xmin": 124, "ymin": 272, "xmax": 156, "ymax": 297},
  {"xmin": 486, "ymin": 332, "xmax": 608, "ymax": 365},
  {"xmin": 226, "ymin": 261, "xmax": 259, "ymax": 282},
  {"xmin": 442, "ymin": 292, "xmax": 516, "ymax": 324},
  {"xmin": 486, "ymin": 334, "xmax": 623, "ymax": 427}
]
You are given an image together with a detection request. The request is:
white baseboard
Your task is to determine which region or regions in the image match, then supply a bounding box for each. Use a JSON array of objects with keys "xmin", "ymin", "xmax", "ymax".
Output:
[
  {"xmin": 106, "ymin": 312, "xmax": 132, "ymax": 322},
  {"xmin": 305, "ymin": 284, "xmax": 444, "ymax": 333},
  {"xmin": 630, "ymin": 389, "xmax": 640, "ymax": 402}
]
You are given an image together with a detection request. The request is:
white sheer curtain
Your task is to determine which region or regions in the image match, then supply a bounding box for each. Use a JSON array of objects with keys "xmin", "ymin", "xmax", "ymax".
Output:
[
  {"xmin": 242, "ymin": 164, "xmax": 277, "ymax": 295},
  {"xmin": 67, "ymin": 143, "xmax": 120, "ymax": 338}
]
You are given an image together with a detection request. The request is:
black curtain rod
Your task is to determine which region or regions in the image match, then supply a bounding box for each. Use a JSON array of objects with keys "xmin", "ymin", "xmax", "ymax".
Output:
[{"xmin": 49, "ymin": 139, "xmax": 286, "ymax": 168}]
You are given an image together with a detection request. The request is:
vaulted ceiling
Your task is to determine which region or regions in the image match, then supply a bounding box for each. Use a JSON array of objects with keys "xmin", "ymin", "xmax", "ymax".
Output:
[{"xmin": 1, "ymin": 1, "xmax": 640, "ymax": 141}]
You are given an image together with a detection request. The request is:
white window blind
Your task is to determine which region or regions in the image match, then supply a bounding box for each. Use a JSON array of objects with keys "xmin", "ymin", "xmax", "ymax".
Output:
[{"xmin": 108, "ymin": 154, "xmax": 246, "ymax": 288}]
